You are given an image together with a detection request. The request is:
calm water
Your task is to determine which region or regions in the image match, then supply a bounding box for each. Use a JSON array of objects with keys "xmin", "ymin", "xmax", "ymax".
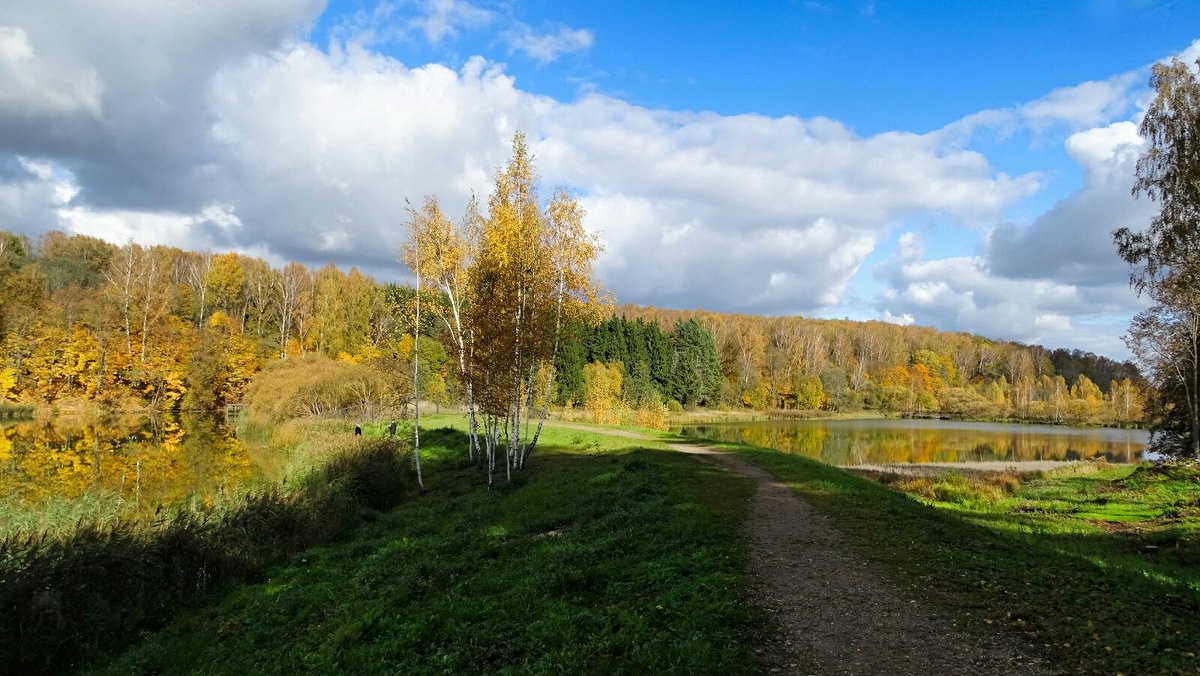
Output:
[
  {"xmin": 0, "ymin": 414, "xmax": 256, "ymax": 527},
  {"xmin": 674, "ymin": 418, "xmax": 1151, "ymax": 465}
]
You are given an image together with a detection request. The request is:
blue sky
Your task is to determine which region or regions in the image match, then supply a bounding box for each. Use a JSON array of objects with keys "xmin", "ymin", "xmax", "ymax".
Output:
[{"xmin": 1, "ymin": 0, "xmax": 1198, "ymax": 359}]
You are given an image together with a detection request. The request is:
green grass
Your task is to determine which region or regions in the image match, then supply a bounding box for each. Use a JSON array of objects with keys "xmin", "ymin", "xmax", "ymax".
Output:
[
  {"xmin": 87, "ymin": 424, "xmax": 756, "ymax": 674},
  {"xmin": 711, "ymin": 440, "xmax": 1200, "ymax": 674}
]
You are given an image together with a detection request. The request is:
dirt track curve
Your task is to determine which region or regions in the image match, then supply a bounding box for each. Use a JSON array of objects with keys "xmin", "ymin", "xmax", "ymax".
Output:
[{"xmin": 551, "ymin": 423, "xmax": 1049, "ymax": 675}]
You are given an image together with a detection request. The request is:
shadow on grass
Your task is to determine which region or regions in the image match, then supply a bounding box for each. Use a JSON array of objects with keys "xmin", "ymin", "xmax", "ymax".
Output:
[
  {"xmin": 90, "ymin": 430, "xmax": 759, "ymax": 675},
  {"xmin": 0, "ymin": 439, "xmax": 413, "ymax": 675},
  {"xmin": 725, "ymin": 444, "xmax": 1200, "ymax": 674}
]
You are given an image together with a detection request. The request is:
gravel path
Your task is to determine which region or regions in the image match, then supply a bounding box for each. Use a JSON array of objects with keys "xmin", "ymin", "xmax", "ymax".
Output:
[{"xmin": 667, "ymin": 441, "xmax": 1051, "ymax": 675}]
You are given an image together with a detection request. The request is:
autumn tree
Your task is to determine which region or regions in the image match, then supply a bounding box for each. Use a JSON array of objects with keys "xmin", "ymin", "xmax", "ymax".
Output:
[
  {"xmin": 465, "ymin": 132, "xmax": 606, "ymax": 484},
  {"xmin": 1115, "ymin": 57, "xmax": 1200, "ymax": 458},
  {"xmin": 401, "ymin": 195, "xmax": 479, "ymax": 462},
  {"xmin": 400, "ymin": 199, "xmax": 454, "ymax": 490}
]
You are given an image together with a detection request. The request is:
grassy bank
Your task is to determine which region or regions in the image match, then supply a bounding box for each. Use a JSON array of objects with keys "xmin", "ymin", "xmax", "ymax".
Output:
[
  {"xmin": 1, "ymin": 434, "xmax": 414, "ymax": 675},
  {"xmin": 89, "ymin": 424, "xmax": 755, "ymax": 674},
  {"xmin": 718, "ymin": 441, "xmax": 1200, "ymax": 674}
]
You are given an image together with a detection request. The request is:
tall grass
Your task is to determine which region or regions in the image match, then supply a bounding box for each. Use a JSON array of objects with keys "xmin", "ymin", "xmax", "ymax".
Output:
[{"xmin": 0, "ymin": 439, "xmax": 413, "ymax": 675}]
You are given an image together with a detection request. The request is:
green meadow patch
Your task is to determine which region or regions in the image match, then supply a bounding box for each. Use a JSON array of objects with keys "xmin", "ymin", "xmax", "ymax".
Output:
[{"xmin": 90, "ymin": 425, "xmax": 756, "ymax": 674}]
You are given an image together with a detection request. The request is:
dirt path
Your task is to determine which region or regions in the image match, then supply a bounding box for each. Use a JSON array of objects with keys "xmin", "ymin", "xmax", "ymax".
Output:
[
  {"xmin": 667, "ymin": 441, "xmax": 1050, "ymax": 675},
  {"xmin": 543, "ymin": 424, "xmax": 1049, "ymax": 674}
]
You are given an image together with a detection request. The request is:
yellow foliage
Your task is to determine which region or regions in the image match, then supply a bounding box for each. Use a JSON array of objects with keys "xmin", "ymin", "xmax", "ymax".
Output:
[
  {"xmin": 583, "ymin": 361, "xmax": 623, "ymax": 425},
  {"xmin": 395, "ymin": 334, "xmax": 415, "ymax": 362},
  {"xmin": 0, "ymin": 366, "xmax": 16, "ymax": 401},
  {"xmin": 632, "ymin": 400, "xmax": 668, "ymax": 430}
]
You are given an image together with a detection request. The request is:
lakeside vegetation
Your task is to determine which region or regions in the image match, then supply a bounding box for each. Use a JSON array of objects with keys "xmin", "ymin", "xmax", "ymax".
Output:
[
  {"xmin": 0, "ymin": 418, "xmax": 416, "ymax": 674},
  {"xmin": 0, "ymin": 234, "xmax": 1148, "ymax": 431}
]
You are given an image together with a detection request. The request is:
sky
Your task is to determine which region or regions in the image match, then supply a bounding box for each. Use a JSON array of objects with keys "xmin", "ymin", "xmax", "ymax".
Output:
[{"xmin": 2, "ymin": 1, "xmax": 1199, "ymax": 361}]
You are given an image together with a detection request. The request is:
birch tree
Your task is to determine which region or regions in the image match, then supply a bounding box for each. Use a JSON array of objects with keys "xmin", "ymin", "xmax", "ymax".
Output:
[
  {"xmin": 1115, "ymin": 57, "xmax": 1200, "ymax": 458},
  {"xmin": 401, "ymin": 195, "xmax": 481, "ymax": 461},
  {"xmin": 399, "ymin": 199, "xmax": 455, "ymax": 490},
  {"xmin": 466, "ymin": 132, "xmax": 606, "ymax": 484}
]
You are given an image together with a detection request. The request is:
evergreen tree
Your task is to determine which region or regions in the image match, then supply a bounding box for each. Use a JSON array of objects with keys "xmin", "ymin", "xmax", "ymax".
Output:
[{"xmin": 670, "ymin": 318, "xmax": 721, "ymax": 406}]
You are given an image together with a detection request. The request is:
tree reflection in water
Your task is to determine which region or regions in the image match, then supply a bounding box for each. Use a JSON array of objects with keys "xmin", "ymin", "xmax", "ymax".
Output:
[
  {"xmin": 676, "ymin": 419, "xmax": 1150, "ymax": 465},
  {"xmin": 0, "ymin": 413, "xmax": 253, "ymax": 532}
]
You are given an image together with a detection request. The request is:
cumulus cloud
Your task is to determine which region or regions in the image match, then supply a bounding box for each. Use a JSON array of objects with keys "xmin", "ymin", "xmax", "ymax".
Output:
[
  {"xmin": 874, "ymin": 120, "xmax": 1153, "ymax": 357},
  {"xmin": 987, "ymin": 121, "xmax": 1150, "ymax": 285},
  {"xmin": 875, "ymin": 234, "xmax": 1142, "ymax": 356},
  {"xmin": 0, "ymin": 26, "xmax": 103, "ymax": 118},
  {"xmin": 0, "ymin": 0, "xmax": 1041, "ymax": 313}
]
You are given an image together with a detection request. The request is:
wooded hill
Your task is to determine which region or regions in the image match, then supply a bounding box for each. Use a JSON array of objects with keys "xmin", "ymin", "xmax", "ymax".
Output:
[
  {"xmin": 0, "ymin": 229, "xmax": 1146, "ymax": 426},
  {"xmin": 560, "ymin": 307, "xmax": 1146, "ymax": 426}
]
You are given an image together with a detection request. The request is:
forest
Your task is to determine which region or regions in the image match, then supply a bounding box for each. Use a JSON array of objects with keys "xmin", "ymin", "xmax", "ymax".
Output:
[{"xmin": 0, "ymin": 226, "xmax": 1146, "ymax": 428}]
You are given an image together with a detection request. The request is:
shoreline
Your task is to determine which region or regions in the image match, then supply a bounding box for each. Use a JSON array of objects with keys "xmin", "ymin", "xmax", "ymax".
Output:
[{"xmin": 842, "ymin": 460, "xmax": 1093, "ymax": 476}]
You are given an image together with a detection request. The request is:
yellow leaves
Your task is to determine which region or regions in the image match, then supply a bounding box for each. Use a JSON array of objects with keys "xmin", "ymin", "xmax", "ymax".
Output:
[
  {"xmin": 394, "ymin": 334, "xmax": 415, "ymax": 362},
  {"xmin": 583, "ymin": 361, "xmax": 624, "ymax": 425},
  {"xmin": 355, "ymin": 344, "xmax": 382, "ymax": 362},
  {"xmin": 0, "ymin": 366, "xmax": 16, "ymax": 401}
]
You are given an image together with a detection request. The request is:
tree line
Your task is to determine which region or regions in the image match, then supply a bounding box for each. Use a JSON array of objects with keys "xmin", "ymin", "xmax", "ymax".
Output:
[
  {"xmin": 0, "ymin": 228, "xmax": 434, "ymax": 414},
  {"xmin": 0, "ymin": 226, "xmax": 1148, "ymax": 429},
  {"xmin": 558, "ymin": 310, "xmax": 1147, "ymax": 427}
]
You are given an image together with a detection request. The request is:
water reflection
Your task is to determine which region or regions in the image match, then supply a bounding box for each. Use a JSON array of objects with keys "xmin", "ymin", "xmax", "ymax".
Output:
[
  {"xmin": 675, "ymin": 419, "xmax": 1150, "ymax": 465},
  {"xmin": 0, "ymin": 414, "xmax": 254, "ymax": 526}
]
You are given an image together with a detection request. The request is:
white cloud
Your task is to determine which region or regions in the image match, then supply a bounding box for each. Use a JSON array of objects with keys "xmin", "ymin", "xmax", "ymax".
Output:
[
  {"xmin": 331, "ymin": 0, "xmax": 592, "ymax": 65},
  {"xmin": 875, "ymin": 117, "xmax": 1152, "ymax": 359},
  {"xmin": 334, "ymin": 0, "xmax": 496, "ymax": 47},
  {"xmin": 504, "ymin": 24, "xmax": 594, "ymax": 64},
  {"xmin": 413, "ymin": 0, "xmax": 495, "ymax": 43},
  {"xmin": 1020, "ymin": 73, "xmax": 1139, "ymax": 128},
  {"xmin": 874, "ymin": 242, "xmax": 1140, "ymax": 356},
  {"xmin": 987, "ymin": 121, "xmax": 1149, "ymax": 286}
]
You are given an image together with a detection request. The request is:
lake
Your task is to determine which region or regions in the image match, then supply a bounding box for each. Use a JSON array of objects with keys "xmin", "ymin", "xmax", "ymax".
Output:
[
  {"xmin": 0, "ymin": 414, "xmax": 258, "ymax": 533},
  {"xmin": 674, "ymin": 418, "xmax": 1151, "ymax": 465}
]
